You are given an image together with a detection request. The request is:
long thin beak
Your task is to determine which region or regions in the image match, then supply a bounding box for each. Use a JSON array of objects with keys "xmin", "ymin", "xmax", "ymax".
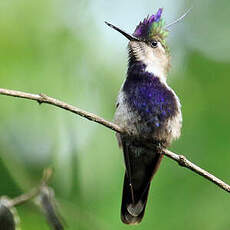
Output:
[{"xmin": 105, "ymin": 21, "xmax": 139, "ymax": 41}]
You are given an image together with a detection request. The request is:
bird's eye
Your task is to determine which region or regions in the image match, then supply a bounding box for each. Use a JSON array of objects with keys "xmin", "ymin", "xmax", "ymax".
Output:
[{"xmin": 151, "ymin": 40, "xmax": 158, "ymax": 48}]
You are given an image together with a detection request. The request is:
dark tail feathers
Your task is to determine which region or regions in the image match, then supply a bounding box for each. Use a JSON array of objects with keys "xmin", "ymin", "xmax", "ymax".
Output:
[{"xmin": 121, "ymin": 142, "xmax": 163, "ymax": 225}]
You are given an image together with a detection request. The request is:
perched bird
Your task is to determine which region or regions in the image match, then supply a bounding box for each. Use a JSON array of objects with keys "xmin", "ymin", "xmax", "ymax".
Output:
[{"xmin": 106, "ymin": 8, "xmax": 183, "ymax": 224}]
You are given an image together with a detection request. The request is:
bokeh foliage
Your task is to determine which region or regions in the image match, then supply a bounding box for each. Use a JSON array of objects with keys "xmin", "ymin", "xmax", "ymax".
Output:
[{"xmin": 0, "ymin": 0, "xmax": 230, "ymax": 229}]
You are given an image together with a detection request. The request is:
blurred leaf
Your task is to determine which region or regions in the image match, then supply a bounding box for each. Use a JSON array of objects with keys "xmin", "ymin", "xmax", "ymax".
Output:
[{"xmin": 36, "ymin": 186, "xmax": 64, "ymax": 230}]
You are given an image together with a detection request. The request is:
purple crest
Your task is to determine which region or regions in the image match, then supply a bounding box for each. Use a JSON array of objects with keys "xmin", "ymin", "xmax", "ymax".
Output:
[{"xmin": 133, "ymin": 8, "xmax": 163, "ymax": 38}]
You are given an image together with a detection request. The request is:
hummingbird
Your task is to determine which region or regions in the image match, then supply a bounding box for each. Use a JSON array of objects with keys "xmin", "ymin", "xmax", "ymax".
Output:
[{"xmin": 106, "ymin": 8, "xmax": 186, "ymax": 224}]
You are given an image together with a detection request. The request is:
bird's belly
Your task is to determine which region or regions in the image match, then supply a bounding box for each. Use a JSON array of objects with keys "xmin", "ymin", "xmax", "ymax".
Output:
[{"xmin": 114, "ymin": 89, "xmax": 182, "ymax": 145}]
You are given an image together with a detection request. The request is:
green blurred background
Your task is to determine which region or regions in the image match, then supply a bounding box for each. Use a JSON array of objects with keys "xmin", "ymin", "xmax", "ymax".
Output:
[{"xmin": 0, "ymin": 0, "xmax": 230, "ymax": 229}]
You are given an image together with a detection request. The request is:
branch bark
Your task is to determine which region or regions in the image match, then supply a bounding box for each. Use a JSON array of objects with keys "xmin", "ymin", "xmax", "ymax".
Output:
[
  {"xmin": 0, "ymin": 88, "xmax": 230, "ymax": 193},
  {"xmin": 0, "ymin": 88, "xmax": 122, "ymax": 133},
  {"xmin": 163, "ymin": 149, "xmax": 230, "ymax": 192}
]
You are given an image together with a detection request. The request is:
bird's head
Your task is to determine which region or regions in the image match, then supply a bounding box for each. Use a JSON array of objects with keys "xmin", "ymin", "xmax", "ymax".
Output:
[{"xmin": 105, "ymin": 8, "xmax": 170, "ymax": 80}]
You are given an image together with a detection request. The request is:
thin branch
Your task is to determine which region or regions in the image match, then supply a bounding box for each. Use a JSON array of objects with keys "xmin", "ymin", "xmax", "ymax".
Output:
[
  {"xmin": 164, "ymin": 149, "xmax": 230, "ymax": 192},
  {"xmin": 0, "ymin": 88, "xmax": 230, "ymax": 193},
  {"xmin": 0, "ymin": 88, "xmax": 122, "ymax": 133}
]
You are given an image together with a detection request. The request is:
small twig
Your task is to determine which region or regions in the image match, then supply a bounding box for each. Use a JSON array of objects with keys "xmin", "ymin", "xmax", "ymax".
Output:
[
  {"xmin": 8, "ymin": 168, "xmax": 53, "ymax": 207},
  {"xmin": 9, "ymin": 187, "xmax": 39, "ymax": 208},
  {"xmin": 0, "ymin": 88, "xmax": 230, "ymax": 194}
]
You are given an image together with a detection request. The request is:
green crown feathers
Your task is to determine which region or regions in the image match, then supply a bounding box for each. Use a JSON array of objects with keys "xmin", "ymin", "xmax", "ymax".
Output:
[{"xmin": 133, "ymin": 8, "xmax": 168, "ymax": 47}]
